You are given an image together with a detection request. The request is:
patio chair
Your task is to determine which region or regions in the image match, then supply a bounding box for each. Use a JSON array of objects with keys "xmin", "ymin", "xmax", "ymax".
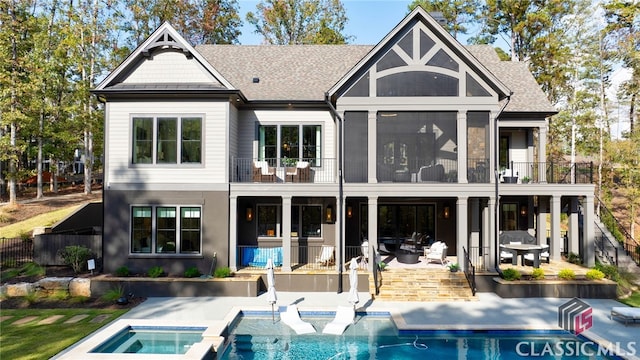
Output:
[
  {"xmin": 286, "ymin": 161, "xmax": 310, "ymax": 182},
  {"xmin": 316, "ymin": 245, "xmax": 335, "ymax": 266},
  {"xmin": 611, "ymin": 307, "xmax": 640, "ymax": 326},
  {"xmin": 524, "ymin": 244, "xmax": 550, "ymax": 264},
  {"xmin": 500, "ymin": 241, "xmax": 521, "ymax": 262},
  {"xmin": 425, "ymin": 241, "xmax": 448, "ymax": 265},
  {"xmin": 253, "ymin": 161, "xmax": 276, "ymax": 182},
  {"xmin": 322, "ymin": 306, "xmax": 355, "ymax": 335}
]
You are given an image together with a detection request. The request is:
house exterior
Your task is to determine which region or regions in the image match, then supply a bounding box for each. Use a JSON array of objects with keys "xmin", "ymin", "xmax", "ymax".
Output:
[{"xmin": 93, "ymin": 7, "xmax": 595, "ymax": 283}]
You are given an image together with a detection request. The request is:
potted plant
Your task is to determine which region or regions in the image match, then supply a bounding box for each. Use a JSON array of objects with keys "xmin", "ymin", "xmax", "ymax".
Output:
[
  {"xmin": 521, "ymin": 176, "xmax": 531, "ymax": 184},
  {"xmin": 448, "ymin": 263, "xmax": 460, "ymax": 272}
]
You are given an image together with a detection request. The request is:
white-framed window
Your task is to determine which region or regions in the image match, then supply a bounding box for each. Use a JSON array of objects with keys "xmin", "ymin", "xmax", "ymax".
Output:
[
  {"xmin": 132, "ymin": 115, "xmax": 202, "ymax": 165},
  {"xmin": 130, "ymin": 205, "xmax": 201, "ymax": 255},
  {"xmin": 257, "ymin": 204, "xmax": 322, "ymax": 238},
  {"xmin": 258, "ymin": 124, "xmax": 321, "ymax": 166}
]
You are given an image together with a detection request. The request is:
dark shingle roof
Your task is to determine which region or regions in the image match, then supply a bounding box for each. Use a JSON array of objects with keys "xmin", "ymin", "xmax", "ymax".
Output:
[{"xmin": 196, "ymin": 44, "xmax": 555, "ymax": 113}]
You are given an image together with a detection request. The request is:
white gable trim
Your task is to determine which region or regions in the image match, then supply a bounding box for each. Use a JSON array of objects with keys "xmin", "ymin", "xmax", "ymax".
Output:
[
  {"xmin": 95, "ymin": 22, "xmax": 234, "ymax": 91},
  {"xmin": 328, "ymin": 6, "xmax": 510, "ymax": 99}
]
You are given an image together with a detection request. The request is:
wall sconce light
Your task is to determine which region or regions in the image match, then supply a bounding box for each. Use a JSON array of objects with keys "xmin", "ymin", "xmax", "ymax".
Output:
[
  {"xmin": 443, "ymin": 205, "xmax": 450, "ymax": 219},
  {"xmin": 326, "ymin": 205, "xmax": 334, "ymax": 223},
  {"xmin": 246, "ymin": 207, "xmax": 253, "ymax": 222},
  {"xmin": 520, "ymin": 205, "xmax": 527, "ymax": 217},
  {"xmin": 346, "ymin": 206, "xmax": 353, "ymax": 218}
]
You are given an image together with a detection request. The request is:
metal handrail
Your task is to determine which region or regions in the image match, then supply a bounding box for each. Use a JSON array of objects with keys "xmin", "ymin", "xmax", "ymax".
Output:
[
  {"xmin": 463, "ymin": 246, "xmax": 476, "ymax": 296},
  {"xmin": 595, "ymin": 196, "xmax": 639, "ymax": 266}
]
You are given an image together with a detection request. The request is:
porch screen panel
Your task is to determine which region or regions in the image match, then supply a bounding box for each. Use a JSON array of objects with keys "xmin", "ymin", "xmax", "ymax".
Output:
[
  {"xmin": 377, "ymin": 112, "xmax": 456, "ymax": 182},
  {"xmin": 344, "ymin": 112, "xmax": 368, "ymax": 183},
  {"xmin": 467, "ymin": 112, "xmax": 490, "ymax": 183}
]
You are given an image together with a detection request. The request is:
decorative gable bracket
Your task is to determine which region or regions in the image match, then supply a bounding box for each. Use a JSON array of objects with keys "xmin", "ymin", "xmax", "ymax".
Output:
[{"xmin": 141, "ymin": 28, "xmax": 192, "ymax": 59}]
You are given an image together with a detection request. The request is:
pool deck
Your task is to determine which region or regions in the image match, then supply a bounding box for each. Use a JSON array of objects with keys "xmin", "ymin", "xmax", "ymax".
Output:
[{"xmin": 56, "ymin": 292, "xmax": 639, "ymax": 359}]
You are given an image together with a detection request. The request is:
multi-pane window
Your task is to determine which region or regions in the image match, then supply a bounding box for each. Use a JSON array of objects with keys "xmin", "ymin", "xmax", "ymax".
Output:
[
  {"xmin": 258, "ymin": 125, "xmax": 321, "ymax": 166},
  {"xmin": 130, "ymin": 205, "xmax": 201, "ymax": 254},
  {"xmin": 300, "ymin": 205, "xmax": 322, "ymax": 237},
  {"xmin": 132, "ymin": 116, "xmax": 202, "ymax": 165}
]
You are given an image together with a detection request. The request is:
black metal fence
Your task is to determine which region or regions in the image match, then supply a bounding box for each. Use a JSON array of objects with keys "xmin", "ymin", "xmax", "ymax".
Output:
[
  {"xmin": 0, "ymin": 238, "xmax": 34, "ymax": 266},
  {"xmin": 596, "ymin": 196, "xmax": 640, "ymax": 267},
  {"xmin": 463, "ymin": 246, "xmax": 476, "ymax": 296}
]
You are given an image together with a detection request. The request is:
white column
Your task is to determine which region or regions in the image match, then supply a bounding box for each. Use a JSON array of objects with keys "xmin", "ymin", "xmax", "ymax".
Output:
[
  {"xmin": 368, "ymin": 111, "xmax": 377, "ymax": 183},
  {"xmin": 537, "ymin": 197, "xmax": 548, "ymax": 246},
  {"xmin": 569, "ymin": 197, "xmax": 579, "ymax": 255},
  {"xmin": 457, "ymin": 111, "xmax": 468, "ymax": 184},
  {"xmin": 470, "ymin": 198, "xmax": 480, "ymax": 253},
  {"xmin": 538, "ymin": 126, "xmax": 548, "ymax": 183},
  {"xmin": 229, "ymin": 196, "xmax": 238, "ymax": 272},
  {"xmin": 367, "ymin": 196, "xmax": 378, "ymax": 271},
  {"xmin": 486, "ymin": 197, "xmax": 496, "ymax": 270},
  {"xmin": 550, "ymin": 195, "xmax": 562, "ymax": 261},
  {"xmin": 282, "ymin": 196, "xmax": 292, "ymax": 272},
  {"xmin": 457, "ymin": 196, "xmax": 469, "ymax": 266},
  {"xmin": 582, "ymin": 195, "xmax": 595, "ymax": 267}
]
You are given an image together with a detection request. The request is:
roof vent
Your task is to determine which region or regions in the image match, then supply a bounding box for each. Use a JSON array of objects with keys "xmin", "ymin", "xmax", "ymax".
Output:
[
  {"xmin": 252, "ymin": 77, "xmax": 260, "ymax": 83},
  {"xmin": 430, "ymin": 12, "xmax": 447, "ymax": 26}
]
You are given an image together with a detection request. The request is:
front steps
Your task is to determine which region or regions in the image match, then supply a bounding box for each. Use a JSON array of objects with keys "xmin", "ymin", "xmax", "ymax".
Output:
[{"xmin": 370, "ymin": 267, "xmax": 476, "ymax": 301}]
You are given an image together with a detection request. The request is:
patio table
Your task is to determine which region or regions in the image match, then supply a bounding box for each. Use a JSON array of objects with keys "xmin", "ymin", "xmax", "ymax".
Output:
[{"xmin": 500, "ymin": 243, "xmax": 547, "ymax": 268}]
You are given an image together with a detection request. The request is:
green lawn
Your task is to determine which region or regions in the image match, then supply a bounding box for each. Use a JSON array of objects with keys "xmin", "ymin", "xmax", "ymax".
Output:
[
  {"xmin": 0, "ymin": 206, "xmax": 80, "ymax": 239},
  {"xmin": 0, "ymin": 308, "xmax": 128, "ymax": 360}
]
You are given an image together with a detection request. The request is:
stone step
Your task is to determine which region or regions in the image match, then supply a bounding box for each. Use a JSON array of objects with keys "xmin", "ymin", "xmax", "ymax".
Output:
[{"xmin": 369, "ymin": 268, "xmax": 476, "ymax": 302}]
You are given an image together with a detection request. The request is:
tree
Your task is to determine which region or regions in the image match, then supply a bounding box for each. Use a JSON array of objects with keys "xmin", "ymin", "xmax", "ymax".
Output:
[
  {"xmin": 603, "ymin": 0, "xmax": 639, "ymax": 136},
  {"xmin": 122, "ymin": 0, "xmax": 241, "ymax": 48},
  {"xmin": 246, "ymin": 0, "xmax": 351, "ymax": 45},
  {"xmin": 408, "ymin": 0, "xmax": 479, "ymax": 40},
  {"xmin": 0, "ymin": 0, "xmax": 39, "ymax": 205}
]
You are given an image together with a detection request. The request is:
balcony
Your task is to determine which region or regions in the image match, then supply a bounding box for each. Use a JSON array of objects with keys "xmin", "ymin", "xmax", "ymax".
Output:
[
  {"xmin": 231, "ymin": 158, "xmax": 337, "ymax": 183},
  {"xmin": 501, "ymin": 161, "xmax": 593, "ymax": 184}
]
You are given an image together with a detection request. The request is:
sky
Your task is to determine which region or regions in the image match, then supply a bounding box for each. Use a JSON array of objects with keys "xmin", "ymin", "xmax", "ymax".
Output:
[{"xmin": 237, "ymin": 0, "xmax": 414, "ymax": 45}]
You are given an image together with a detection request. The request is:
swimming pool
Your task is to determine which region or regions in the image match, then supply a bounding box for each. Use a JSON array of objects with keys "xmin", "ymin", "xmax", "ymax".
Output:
[{"xmin": 219, "ymin": 312, "xmax": 620, "ymax": 360}]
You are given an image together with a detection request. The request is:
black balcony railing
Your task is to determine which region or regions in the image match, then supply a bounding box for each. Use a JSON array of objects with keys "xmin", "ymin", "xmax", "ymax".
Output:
[
  {"xmin": 231, "ymin": 158, "xmax": 336, "ymax": 183},
  {"xmin": 502, "ymin": 161, "xmax": 593, "ymax": 184}
]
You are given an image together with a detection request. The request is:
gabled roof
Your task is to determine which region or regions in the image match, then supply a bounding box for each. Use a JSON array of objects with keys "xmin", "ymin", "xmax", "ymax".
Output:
[
  {"xmin": 327, "ymin": 6, "xmax": 511, "ymax": 101},
  {"xmin": 94, "ymin": 22, "xmax": 235, "ymax": 93}
]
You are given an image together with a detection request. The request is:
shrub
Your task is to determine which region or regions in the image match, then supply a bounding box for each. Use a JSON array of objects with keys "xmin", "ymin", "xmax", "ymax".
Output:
[
  {"xmin": 448, "ymin": 263, "xmax": 460, "ymax": 272},
  {"xmin": 184, "ymin": 267, "xmax": 201, "ymax": 278},
  {"xmin": 501, "ymin": 268, "xmax": 521, "ymax": 281},
  {"xmin": 585, "ymin": 269, "xmax": 605, "ymax": 280},
  {"xmin": 531, "ymin": 268, "xmax": 545, "ymax": 280},
  {"xmin": 115, "ymin": 266, "xmax": 130, "ymax": 277},
  {"xmin": 566, "ymin": 252, "xmax": 582, "ymax": 265},
  {"xmin": 594, "ymin": 263, "xmax": 620, "ymax": 281},
  {"xmin": 58, "ymin": 245, "xmax": 93, "ymax": 273},
  {"xmin": 102, "ymin": 285, "xmax": 125, "ymax": 302},
  {"xmin": 147, "ymin": 266, "xmax": 164, "ymax": 278},
  {"xmin": 558, "ymin": 269, "xmax": 576, "ymax": 280},
  {"xmin": 214, "ymin": 266, "xmax": 232, "ymax": 278}
]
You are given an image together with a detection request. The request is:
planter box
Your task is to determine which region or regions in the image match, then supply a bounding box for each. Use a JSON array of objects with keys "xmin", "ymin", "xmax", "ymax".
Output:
[
  {"xmin": 493, "ymin": 277, "xmax": 617, "ymax": 298},
  {"xmin": 91, "ymin": 275, "xmax": 261, "ymax": 298}
]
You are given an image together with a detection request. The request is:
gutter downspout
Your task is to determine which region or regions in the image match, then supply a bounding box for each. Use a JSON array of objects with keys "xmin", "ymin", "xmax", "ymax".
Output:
[
  {"xmin": 324, "ymin": 93, "xmax": 344, "ymax": 294},
  {"xmin": 494, "ymin": 94, "xmax": 512, "ymax": 275}
]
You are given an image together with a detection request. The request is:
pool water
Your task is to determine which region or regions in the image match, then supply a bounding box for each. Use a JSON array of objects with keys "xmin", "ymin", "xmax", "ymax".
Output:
[
  {"xmin": 90, "ymin": 326, "xmax": 205, "ymax": 354},
  {"xmin": 220, "ymin": 314, "xmax": 617, "ymax": 360}
]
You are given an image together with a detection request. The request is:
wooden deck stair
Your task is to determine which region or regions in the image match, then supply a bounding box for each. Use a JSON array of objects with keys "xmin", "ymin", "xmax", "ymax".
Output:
[{"xmin": 369, "ymin": 267, "xmax": 476, "ymax": 302}]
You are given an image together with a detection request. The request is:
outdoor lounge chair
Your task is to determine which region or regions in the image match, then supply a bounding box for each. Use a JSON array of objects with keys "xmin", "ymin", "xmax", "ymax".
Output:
[
  {"xmin": 611, "ymin": 307, "xmax": 640, "ymax": 326},
  {"xmin": 280, "ymin": 305, "xmax": 316, "ymax": 334},
  {"xmin": 425, "ymin": 241, "xmax": 447, "ymax": 265},
  {"xmin": 322, "ymin": 306, "xmax": 355, "ymax": 335},
  {"xmin": 253, "ymin": 161, "xmax": 276, "ymax": 182},
  {"xmin": 316, "ymin": 245, "xmax": 335, "ymax": 266}
]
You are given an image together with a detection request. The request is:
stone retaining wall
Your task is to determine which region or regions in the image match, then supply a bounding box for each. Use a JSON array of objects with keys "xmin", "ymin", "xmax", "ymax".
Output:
[{"xmin": 1, "ymin": 277, "xmax": 91, "ymax": 297}]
